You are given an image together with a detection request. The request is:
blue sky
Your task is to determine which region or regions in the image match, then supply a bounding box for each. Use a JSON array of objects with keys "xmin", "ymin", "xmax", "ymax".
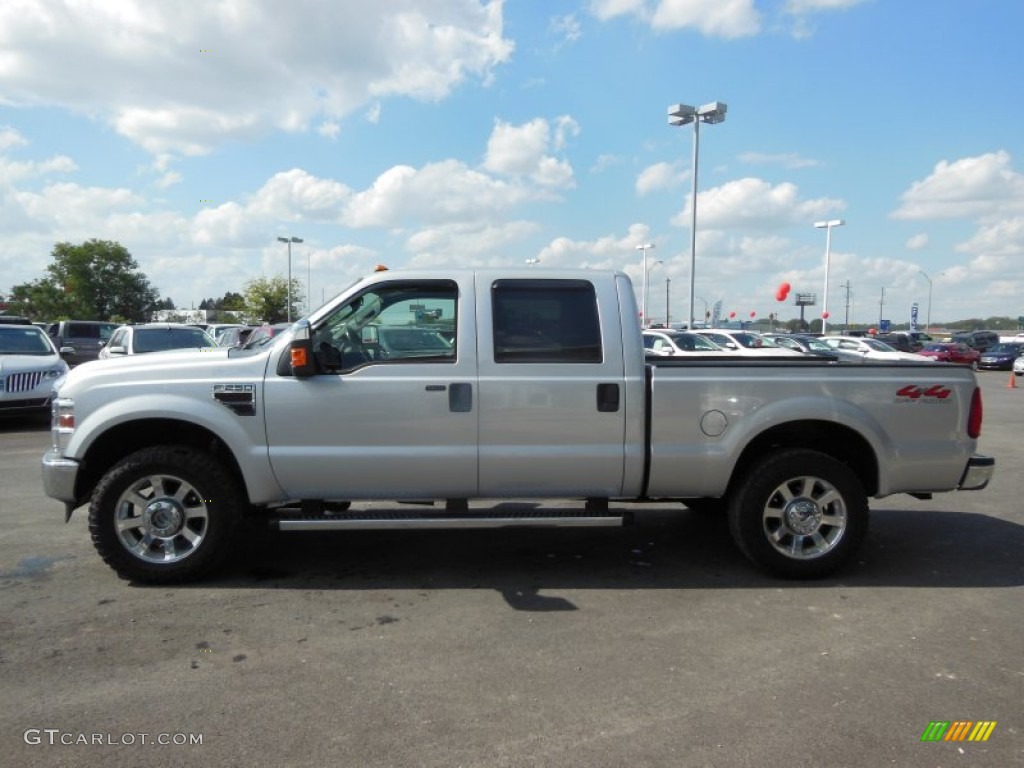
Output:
[{"xmin": 1, "ymin": 0, "xmax": 1022, "ymax": 327}]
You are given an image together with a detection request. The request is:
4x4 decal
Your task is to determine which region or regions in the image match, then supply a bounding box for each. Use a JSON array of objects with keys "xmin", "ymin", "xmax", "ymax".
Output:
[{"xmin": 896, "ymin": 384, "xmax": 952, "ymax": 400}]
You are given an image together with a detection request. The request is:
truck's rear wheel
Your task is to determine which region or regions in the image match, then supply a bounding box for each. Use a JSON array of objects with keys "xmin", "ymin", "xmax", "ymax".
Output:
[
  {"xmin": 727, "ymin": 449, "xmax": 868, "ymax": 578},
  {"xmin": 88, "ymin": 445, "xmax": 242, "ymax": 583}
]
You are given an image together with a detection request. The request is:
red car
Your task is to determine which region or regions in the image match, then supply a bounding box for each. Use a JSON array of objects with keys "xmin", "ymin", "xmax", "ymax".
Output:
[{"xmin": 917, "ymin": 342, "xmax": 980, "ymax": 367}]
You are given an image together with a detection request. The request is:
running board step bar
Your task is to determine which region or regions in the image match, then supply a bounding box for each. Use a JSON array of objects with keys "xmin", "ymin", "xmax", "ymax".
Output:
[{"xmin": 273, "ymin": 509, "xmax": 629, "ymax": 532}]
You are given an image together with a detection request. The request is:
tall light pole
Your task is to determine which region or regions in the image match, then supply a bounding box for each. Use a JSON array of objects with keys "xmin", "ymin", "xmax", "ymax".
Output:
[
  {"xmin": 665, "ymin": 277, "xmax": 671, "ymax": 326},
  {"xmin": 918, "ymin": 270, "xmax": 933, "ymax": 333},
  {"xmin": 669, "ymin": 101, "xmax": 727, "ymax": 331},
  {"xmin": 277, "ymin": 236, "xmax": 303, "ymax": 321},
  {"xmin": 636, "ymin": 243, "xmax": 655, "ymax": 328},
  {"xmin": 813, "ymin": 219, "xmax": 845, "ymax": 334}
]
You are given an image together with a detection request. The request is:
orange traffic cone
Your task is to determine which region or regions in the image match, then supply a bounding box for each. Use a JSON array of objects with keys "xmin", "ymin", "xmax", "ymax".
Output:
[{"xmin": 1010, "ymin": 371, "xmax": 1018, "ymax": 389}]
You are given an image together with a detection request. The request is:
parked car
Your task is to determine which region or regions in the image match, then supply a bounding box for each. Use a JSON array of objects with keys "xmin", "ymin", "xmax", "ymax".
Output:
[
  {"xmin": 369, "ymin": 325, "xmax": 455, "ymax": 359},
  {"xmin": 907, "ymin": 331, "xmax": 934, "ymax": 349},
  {"xmin": 199, "ymin": 323, "xmax": 246, "ymax": 343},
  {"xmin": 761, "ymin": 334, "xmax": 832, "ymax": 356},
  {"xmin": 874, "ymin": 332, "xmax": 916, "ymax": 352},
  {"xmin": 47, "ymin": 320, "xmax": 119, "ymax": 366},
  {"xmin": 98, "ymin": 323, "xmax": 215, "ymax": 358},
  {"xmin": 0, "ymin": 324, "xmax": 69, "ymax": 416},
  {"xmin": 242, "ymin": 323, "xmax": 293, "ymax": 349},
  {"xmin": 916, "ymin": 342, "xmax": 981, "ymax": 367},
  {"xmin": 976, "ymin": 342, "xmax": 1024, "ymax": 371},
  {"xmin": 950, "ymin": 330, "xmax": 999, "ymax": 353},
  {"xmin": 1014, "ymin": 354, "xmax": 1024, "ymax": 377},
  {"xmin": 642, "ymin": 329, "xmax": 723, "ymax": 356},
  {"xmin": 821, "ymin": 336, "xmax": 934, "ymax": 362},
  {"xmin": 216, "ymin": 325, "xmax": 256, "ymax": 348},
  {"xmin": 694, "ymin": 330, "xmax": 803, "ymax": 357}
]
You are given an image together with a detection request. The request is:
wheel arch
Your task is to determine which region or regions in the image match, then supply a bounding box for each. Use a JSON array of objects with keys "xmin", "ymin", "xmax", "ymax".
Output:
[
  {"xmin": 728, "ymin": 419, "xmax": 879, "ymax": 498},
  {"xmin": 75, "ymin": 419, "xmax": 249, "ymax": 508}
]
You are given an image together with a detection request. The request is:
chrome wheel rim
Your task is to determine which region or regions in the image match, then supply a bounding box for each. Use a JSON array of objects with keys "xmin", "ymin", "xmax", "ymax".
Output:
[
  {"xmin": 762, "ymin": 475, "xmax": 847, "ymax": 560},
  {"xmin": 114, "ymin": 474, "xmax": 209, "ymax": 564}
]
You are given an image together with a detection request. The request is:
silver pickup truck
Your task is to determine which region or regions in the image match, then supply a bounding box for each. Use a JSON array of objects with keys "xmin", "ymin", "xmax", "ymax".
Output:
[{"xmin": 41, "ymin": 269, "xmax": 993, "ymax": 583}]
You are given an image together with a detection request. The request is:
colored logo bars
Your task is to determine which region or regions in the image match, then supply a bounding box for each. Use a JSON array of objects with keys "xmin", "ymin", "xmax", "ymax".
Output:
[{"xmin": 920, "ymin": 721, "xmax": 997, "ymax": 742}]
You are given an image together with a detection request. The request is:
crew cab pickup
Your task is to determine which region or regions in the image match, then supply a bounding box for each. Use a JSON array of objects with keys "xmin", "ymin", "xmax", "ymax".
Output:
[{"xmin": 41, "ymin": 269, "xmax": 994, "ymax": 583}]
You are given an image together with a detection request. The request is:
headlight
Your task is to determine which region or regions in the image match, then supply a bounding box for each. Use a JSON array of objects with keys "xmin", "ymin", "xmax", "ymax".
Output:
[{"xmin": 51, "ymin": 397, "xmax": 75, "ymax": 453}]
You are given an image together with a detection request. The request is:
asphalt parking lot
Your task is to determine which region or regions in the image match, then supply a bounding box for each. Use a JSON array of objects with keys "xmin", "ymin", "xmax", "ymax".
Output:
[{"xmin": 1, "ymin": 372, "xmax": 1021, "ymax": 767}]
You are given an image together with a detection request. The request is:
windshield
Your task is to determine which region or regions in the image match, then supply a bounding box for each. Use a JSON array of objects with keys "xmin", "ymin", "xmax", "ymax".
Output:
[
  {"xmin": 0, "ymin": 327, "xmax": 54, "ymax": 356},
  {"xmin": 986, "ymin": 344, "xmax": 1021, "ymax": 354},
  {"xmin": 133, "ymin": 328, "xmax": 213, "ymax": 353}
]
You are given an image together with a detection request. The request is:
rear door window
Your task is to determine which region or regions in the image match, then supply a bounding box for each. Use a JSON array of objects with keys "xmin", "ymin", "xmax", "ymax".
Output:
[{"xmin": 491, "ymin": 279, "xmax": 602, "ymax": 363}]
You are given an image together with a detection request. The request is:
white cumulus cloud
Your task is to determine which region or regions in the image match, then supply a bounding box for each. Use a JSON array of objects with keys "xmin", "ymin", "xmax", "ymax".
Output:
[
  {"xmin": 892, "ymin": 151, "xmax": 1024, "ymax": 221},
  {"xmin": 674, "ymin": 177, "xmax": 844, "ymax": 230},
  {"xmin": 0, "ymin": 0, "xmax": 514, "ymax": 157}
]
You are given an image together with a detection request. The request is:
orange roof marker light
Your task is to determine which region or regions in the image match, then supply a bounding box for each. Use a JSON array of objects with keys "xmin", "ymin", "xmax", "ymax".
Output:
[{"xmin": 374, "ymin": 264, "xmax": 389, "ymax": 272}]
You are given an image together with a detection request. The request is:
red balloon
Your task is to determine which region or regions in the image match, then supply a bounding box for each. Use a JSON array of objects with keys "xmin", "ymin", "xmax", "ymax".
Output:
[
  {"xmin": 781, "ymin": 281, "xmax": 791, "ymax": 293},
  {"xmin": 729, "ymin": 311, "xmax": 736, "ymax": 318},
  {"xmin": 775, "ymin": 290, "xmax": 786, "ymax": 302},
  {"xmin": 749, "ymin": 311, "xmax": 756, "ymax": 318},
  {"xmin": 822, "ymin": 311, "xmax": 830, "ymax": 319}
]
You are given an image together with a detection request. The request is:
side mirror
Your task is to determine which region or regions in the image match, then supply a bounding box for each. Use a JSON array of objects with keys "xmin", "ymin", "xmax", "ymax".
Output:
[
  {"xmin": 289, "ymin": 339, "xmax": 315, "ymax": 377},
  {"xmin": 59, "ymin": 346, "xmax": 75, "ymax": 358},
  {"xmin": 107, "ymin": 346, "xmax": 127, "ymax": 356},
  {"xmin": 289, "ymin": 320, "xmax": 316, "ymax": 378}
]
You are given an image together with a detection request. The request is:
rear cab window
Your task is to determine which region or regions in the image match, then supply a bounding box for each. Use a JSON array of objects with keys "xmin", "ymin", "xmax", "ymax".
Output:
[{"xmin": 491, "ymin": 279, "xmax": 602, "ymax": 364}]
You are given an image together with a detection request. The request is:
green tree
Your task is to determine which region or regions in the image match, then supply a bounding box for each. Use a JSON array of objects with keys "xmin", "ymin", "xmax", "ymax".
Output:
[
  {"xmin": 8, "ymin": 280, "xmax": 68, "ymax": 321},
  {"xmin": 243, "ymin": 275, "xmax": 304, "ymax": 324},
  {"xmin": 218, "ymin": 291, "xmax": 245, "ymax": 311},
  {"xmin": 9, "ymin": 239, "xmax": 160, "ymax": 321}
]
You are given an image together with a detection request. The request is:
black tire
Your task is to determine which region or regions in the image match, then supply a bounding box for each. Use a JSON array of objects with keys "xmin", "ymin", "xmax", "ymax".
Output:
[
  {"xmin": 88, "ymin": 445, "xmax": 243, "ymax": 583},
  {"xmin": 727, "ymin": 449, "xmax": 868, "ymax": 579}
]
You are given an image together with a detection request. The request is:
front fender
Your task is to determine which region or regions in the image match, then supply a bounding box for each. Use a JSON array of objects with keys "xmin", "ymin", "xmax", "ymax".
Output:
[{"xmin": 68, "ymin": 392, "xmax": 285, "ymax": 505}]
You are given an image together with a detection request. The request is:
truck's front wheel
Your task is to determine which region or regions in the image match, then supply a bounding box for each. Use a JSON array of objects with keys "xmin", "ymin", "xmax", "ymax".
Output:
[
  {"xmin": 88, "ymin": 446, "xmax": 242, "ymax": 583},
  {"xmin": 727, "ymin": 449, "xmax": 868, "ymax": 578}
]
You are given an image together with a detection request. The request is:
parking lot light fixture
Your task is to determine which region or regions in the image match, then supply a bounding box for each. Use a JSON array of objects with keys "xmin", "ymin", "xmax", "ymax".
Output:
[
  {"xmin": 636, "ymin": 243, "xmax": 655, "ymax": 328},
  {"xmin": 277, "ymin": 236, "xmax": 303, "ymax": 322},
  {"xmin": 918, "ymin": 270, "xmax": 933, "ymax": 333},
  {"xmin": 813, "ymin": 219, "xmax": 845, "ymax": 335},
  {"xmin": 669, "ymin": 101, "xmax": 727, "ymax": 330}
]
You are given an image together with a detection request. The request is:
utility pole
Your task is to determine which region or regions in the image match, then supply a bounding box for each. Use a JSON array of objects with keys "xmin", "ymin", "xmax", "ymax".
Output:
[
  {"xmin": 878, "ymin": 287, "xmax": 885, "ymax": 328},
  {"xmin": 665, "ymin": 278, "xmax": 671, "ymax": 326},
  {"xmin": 843, "ymin": 281, "xmax": 852, "ymax": 331}
]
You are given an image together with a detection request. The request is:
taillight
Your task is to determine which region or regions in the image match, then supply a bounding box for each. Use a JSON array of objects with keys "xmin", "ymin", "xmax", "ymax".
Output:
[{"xmin": 967, "ymin": 386, "xmax": 983, "ymax": 439}]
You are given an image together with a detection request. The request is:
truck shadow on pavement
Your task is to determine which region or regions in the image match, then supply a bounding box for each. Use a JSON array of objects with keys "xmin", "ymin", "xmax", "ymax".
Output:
[{"xmin": 208, "ymin": 506, "xmax": 1024, "ymax": 608}]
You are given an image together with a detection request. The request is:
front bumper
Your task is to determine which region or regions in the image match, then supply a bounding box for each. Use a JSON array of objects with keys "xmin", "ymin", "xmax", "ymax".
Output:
[
  {"xmin": 42, "ymin": 448, "xmax": 80, "ymax": 521},
  {"xmin": 958, "ymin": 454, "xmax": 995, "ymax": 491}
]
